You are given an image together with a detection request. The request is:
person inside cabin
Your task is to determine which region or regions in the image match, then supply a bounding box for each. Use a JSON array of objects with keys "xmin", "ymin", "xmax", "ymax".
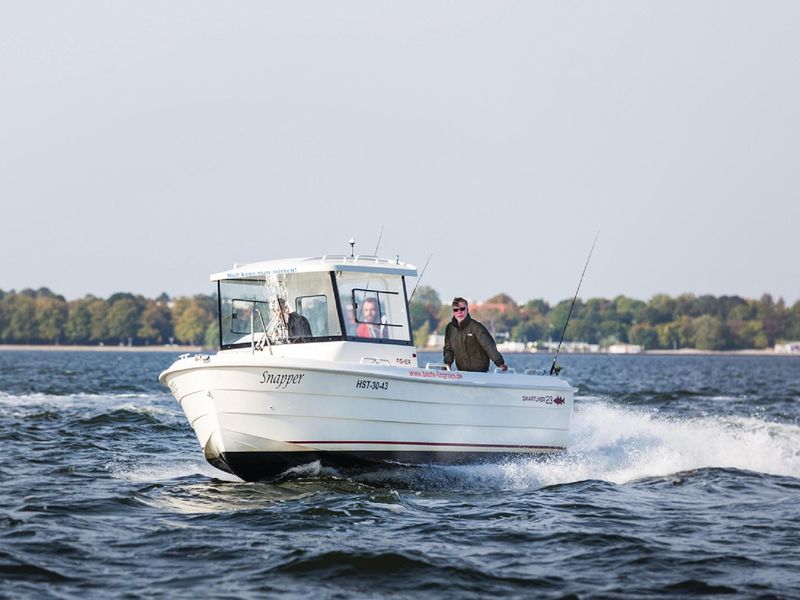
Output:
[
  {"xmin": 356, "ymin": 297, "xmax": 387, "ymax": 339},
  {"xmin": 443, "ymin": 297, "xmax": 507, "ymax": 372},
  {"xmin": 343, "ymin": 305, "xmax": 358, "ymax": 336},
  {"xmin": 278, "ymin": 298, "xmax": 313, "ymax": 343}
]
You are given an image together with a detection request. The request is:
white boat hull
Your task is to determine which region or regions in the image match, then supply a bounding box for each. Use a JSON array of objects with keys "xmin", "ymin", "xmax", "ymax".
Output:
[{"xmin": 160, "ymin": 350, "xmax": 576, "ymax": 481}]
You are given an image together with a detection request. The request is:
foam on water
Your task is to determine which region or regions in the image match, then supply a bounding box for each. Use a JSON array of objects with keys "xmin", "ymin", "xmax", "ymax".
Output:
[
  {"xmin": 498, "ymin": 399, "xmax": 800, "ymax": 488},
  {"xmin": 0, "ymin": 391, "xmax": 164, "ymax": 405},
  {"xmin": 108, "ymin": 401, "xmax": 179, "ymax": 417},
  {"xmin": 111, "ymin": 458, "xmax": 242, "ymax": 483}
]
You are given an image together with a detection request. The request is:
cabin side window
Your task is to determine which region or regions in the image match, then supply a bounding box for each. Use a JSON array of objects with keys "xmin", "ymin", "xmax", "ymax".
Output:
[
  {"xmin": 219, "ymin": 272, "xmax": 342, "ymax": 349},
  {"xmin": 335, "ymin": 272, "xmax": 412, "ymax": 344},
  {"xmin": 219, "ymin": 280, "xmax": 274, "ymax": 347}
]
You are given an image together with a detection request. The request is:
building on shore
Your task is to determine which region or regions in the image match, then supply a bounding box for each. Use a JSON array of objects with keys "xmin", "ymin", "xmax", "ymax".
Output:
[
  {"xmin": 532, "ymin": 341, "xmax": 600, "ymax": 353},
  {"xmin": 496, "ymin": 341, "xmax": 527, "ymax": 353},
  {"xmin": 775, "ymin": 342, "xmax": 800, "ymax": 354},
  {"xmin": 427, "ymin": 333, "xmax": 446, "ymax": 348},
  {"xmin": 607, "ymin": 343, "xmax": 643, "ymax": 354}
]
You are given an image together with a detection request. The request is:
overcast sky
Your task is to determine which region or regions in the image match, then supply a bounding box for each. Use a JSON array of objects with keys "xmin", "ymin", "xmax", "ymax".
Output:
[{"xmin": 1, "ymin": 1, "xmax": 798, "ymax": 306}]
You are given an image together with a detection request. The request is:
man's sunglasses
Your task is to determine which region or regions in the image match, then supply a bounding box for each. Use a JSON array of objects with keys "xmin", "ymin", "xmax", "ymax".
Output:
[{"xmin": 453, "ymin": 307, "xmax": 467, "ymax": 313}]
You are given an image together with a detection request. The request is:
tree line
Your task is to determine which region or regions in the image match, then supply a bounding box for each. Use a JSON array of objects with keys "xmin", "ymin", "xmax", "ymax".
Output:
[
  {"xmin": 410, "ymin": 287, "xmax": 800, "ymax": 351},
  {"xmin": 3, "ymin": 286, "xmax": 799, "ymax": 350},
  {"xmin": 0, "ymin": 288, "xmax": 216, "ymax": 347}
]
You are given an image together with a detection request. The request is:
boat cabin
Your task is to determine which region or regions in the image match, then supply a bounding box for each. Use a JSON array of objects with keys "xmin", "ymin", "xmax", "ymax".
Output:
[{"xmin": 211, "ymin": 255, "xmax": 417, "ymax": 352}]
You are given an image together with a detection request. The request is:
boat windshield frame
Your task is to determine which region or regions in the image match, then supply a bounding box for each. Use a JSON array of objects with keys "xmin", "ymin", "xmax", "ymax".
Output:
[
  {"xmin": 334, "ymin": 270, "xmax": 414, "ymax": 346},
  {"xmin": 216, "ymin": 270, "xmax": 414, "ymax": 350}
]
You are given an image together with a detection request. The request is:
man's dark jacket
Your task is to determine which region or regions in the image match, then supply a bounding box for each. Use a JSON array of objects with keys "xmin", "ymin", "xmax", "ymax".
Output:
[
  {"xmin": 443, "ymin": 314, "xmax": 505, "ymax": 372},
  {"xmin": 288, "ymin": 312, "xmax": 312, "ymax": 343}
]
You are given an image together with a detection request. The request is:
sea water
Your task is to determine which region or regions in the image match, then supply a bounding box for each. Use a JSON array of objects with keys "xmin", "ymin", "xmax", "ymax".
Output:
[{"xmin": 1, "ymin": 350, "xmax": 799, "ymax": 598}]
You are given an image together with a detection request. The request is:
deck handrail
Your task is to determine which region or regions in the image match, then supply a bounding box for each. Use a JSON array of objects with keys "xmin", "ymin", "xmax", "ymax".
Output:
[
  {"xmin": 424, "ymin": 362, "xmax": 451, "ymax": 371},
  {"xmin": 360, "ymin": 356, "xmax": 391, "ymax": 366}
]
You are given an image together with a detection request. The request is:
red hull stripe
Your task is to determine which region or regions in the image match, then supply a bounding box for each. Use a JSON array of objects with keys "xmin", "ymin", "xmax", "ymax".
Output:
[{"xmin": 288, "ymin": 440, "xmax": 565, "ymax": 450}]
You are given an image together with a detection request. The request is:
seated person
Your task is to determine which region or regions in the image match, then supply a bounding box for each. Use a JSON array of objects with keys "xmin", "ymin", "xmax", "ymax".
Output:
[
  {"xmin": 278, "ymin": 298, "xmax": 313, "ymax": 343},
  {"xmin": 356, "ymin": 297, "xmax": 388, "ymax": 339},
  {"xmin": 344, "ymin": 306, "xmax": 358, "ymax": 337}
]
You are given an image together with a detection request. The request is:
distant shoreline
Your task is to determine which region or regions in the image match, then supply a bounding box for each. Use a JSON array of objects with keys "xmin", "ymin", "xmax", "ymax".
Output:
[
  {"xmin": 639, "ymin": 348, "xmax": 779, "ymax": 356},
  {"xmin": 0, "ymin": 345, "xmax": 795, "ymax": 357},
  {"xmin": 422, "ymin": 347, "xmax": 792, "ymax": 357},
  {"xmin": 0, "ymin": 344, "xmax": 205, "ymax": 353}
]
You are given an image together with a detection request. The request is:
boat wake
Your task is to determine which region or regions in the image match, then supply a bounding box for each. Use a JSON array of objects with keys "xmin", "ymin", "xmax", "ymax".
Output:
[
  {"xmin": 347, "ymin": 398, "xmax": 800, "ymax": 490},
  {"xmin": 560, "ymin": 398, "xmax": 800, "ymax": 483}
]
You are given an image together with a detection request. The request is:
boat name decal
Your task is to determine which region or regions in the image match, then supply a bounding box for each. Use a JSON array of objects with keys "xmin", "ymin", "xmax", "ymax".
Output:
[
  {"xmin": 522, "ymin": 394, "xmax": 566, "ymax": 405},
  {"xmin": 395, "ymin": 358, "xmax": 412, "ymax": 365},
  {"xmin": 259, "ymin": 370, "xmax": 305, "ymax": 389},
  {"xmin": 356, "ymin": 379, "xmax": 389, "ymax": 391},
  {"xmin": 408, "ymin": 370, "xmax": 463, "ymax": 380}
]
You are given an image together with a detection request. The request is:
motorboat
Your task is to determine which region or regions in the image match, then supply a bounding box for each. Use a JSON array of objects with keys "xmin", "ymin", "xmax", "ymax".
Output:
[{"xmin": 159, "ymin": 253, "xmax": 576, "ymax": 481}]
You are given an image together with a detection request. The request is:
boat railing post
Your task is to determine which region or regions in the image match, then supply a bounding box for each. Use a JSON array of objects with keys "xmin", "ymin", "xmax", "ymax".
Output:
[
  {"xmin": 524, "ymin": 368, "xmax": 547, "ymax": 376},
  {"xmin": 494, "ymin": 367, "xmax": 516, "ymax": 374},
  {"xmin": 424, "ymin": 362, "xmax": 450, "ymax": 371},
  {"xmin": 250, "ymin": 311, "xmax": 255, "ymax": 354},
  {"xmin": 360, "ymin": 356, "xmax": 390, "ymax": 366}
]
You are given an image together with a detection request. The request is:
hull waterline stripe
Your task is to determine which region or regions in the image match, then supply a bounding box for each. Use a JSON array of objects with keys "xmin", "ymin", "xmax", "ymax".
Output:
[{"xmin": 288, "ymin": 440, "xmax": 565, "ymax": 450}]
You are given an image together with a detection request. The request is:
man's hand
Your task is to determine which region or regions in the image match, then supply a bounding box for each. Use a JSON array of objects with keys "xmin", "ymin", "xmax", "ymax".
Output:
[{"xmin": 499, "ymin": 364, "xmax": 508, "ymax": 372}]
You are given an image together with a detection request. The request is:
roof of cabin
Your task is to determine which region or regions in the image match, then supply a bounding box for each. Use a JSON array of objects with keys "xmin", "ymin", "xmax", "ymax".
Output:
[{"xmin": 210, "ymin": 255, "xmax": 418, "ymax": 281}]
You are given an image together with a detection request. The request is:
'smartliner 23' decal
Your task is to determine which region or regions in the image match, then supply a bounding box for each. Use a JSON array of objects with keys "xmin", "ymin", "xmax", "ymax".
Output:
[{"xmin": 522, "ymin": 394, "xmax": 566, "ymax": 405}]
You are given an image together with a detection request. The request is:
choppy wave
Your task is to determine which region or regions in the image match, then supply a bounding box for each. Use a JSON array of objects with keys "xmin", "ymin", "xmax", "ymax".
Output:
[{"xmin": 0, "ymin": 391, "xmax": 165, "ymax": 404}]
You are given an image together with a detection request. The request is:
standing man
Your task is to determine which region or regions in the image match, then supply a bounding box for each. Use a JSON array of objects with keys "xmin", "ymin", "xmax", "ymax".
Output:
[{"xmin": 443, "ymin": 297, "xmax": 508, "ymax": 372}]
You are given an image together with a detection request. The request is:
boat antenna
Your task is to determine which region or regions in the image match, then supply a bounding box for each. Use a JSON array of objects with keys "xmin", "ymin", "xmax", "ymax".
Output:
[
  {"xmin": 409, "ymin": 254, "xmax": 433, "ymax": 302},
  {"xmin": 348, "ymin": 238, "xmax": 356, "ymax": 258},
  {"xmin": 549, "ymin": 231, "xmax": 599, "ymax": 376},
  {"xmin": 374, "ymin": 226, "xmax": 384, "ymax": 256}
]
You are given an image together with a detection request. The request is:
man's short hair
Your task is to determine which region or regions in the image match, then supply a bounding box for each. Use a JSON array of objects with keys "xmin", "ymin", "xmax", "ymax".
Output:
[{"xmin": 451, "ymin": 297, "xmax": 468, "ymax": 308}]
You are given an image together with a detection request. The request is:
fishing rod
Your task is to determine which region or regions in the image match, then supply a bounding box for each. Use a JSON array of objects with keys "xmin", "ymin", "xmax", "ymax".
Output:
[
  {"xmin": 549, "ymin": 231, "xmax": 599, "ymax": 376},
  {"xmin": 409, "ymin": 254, "xmax": 433, "ymax": 302}
]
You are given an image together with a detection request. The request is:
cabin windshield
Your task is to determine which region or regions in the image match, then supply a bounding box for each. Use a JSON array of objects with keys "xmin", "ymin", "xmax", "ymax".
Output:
[
  {"xmin": 218, "ymin": 272, "xmax": 343, "ymax": 349},
  {"xmin": 334, "ymin": 271, "xmax": 412, "ymax": 344}
]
